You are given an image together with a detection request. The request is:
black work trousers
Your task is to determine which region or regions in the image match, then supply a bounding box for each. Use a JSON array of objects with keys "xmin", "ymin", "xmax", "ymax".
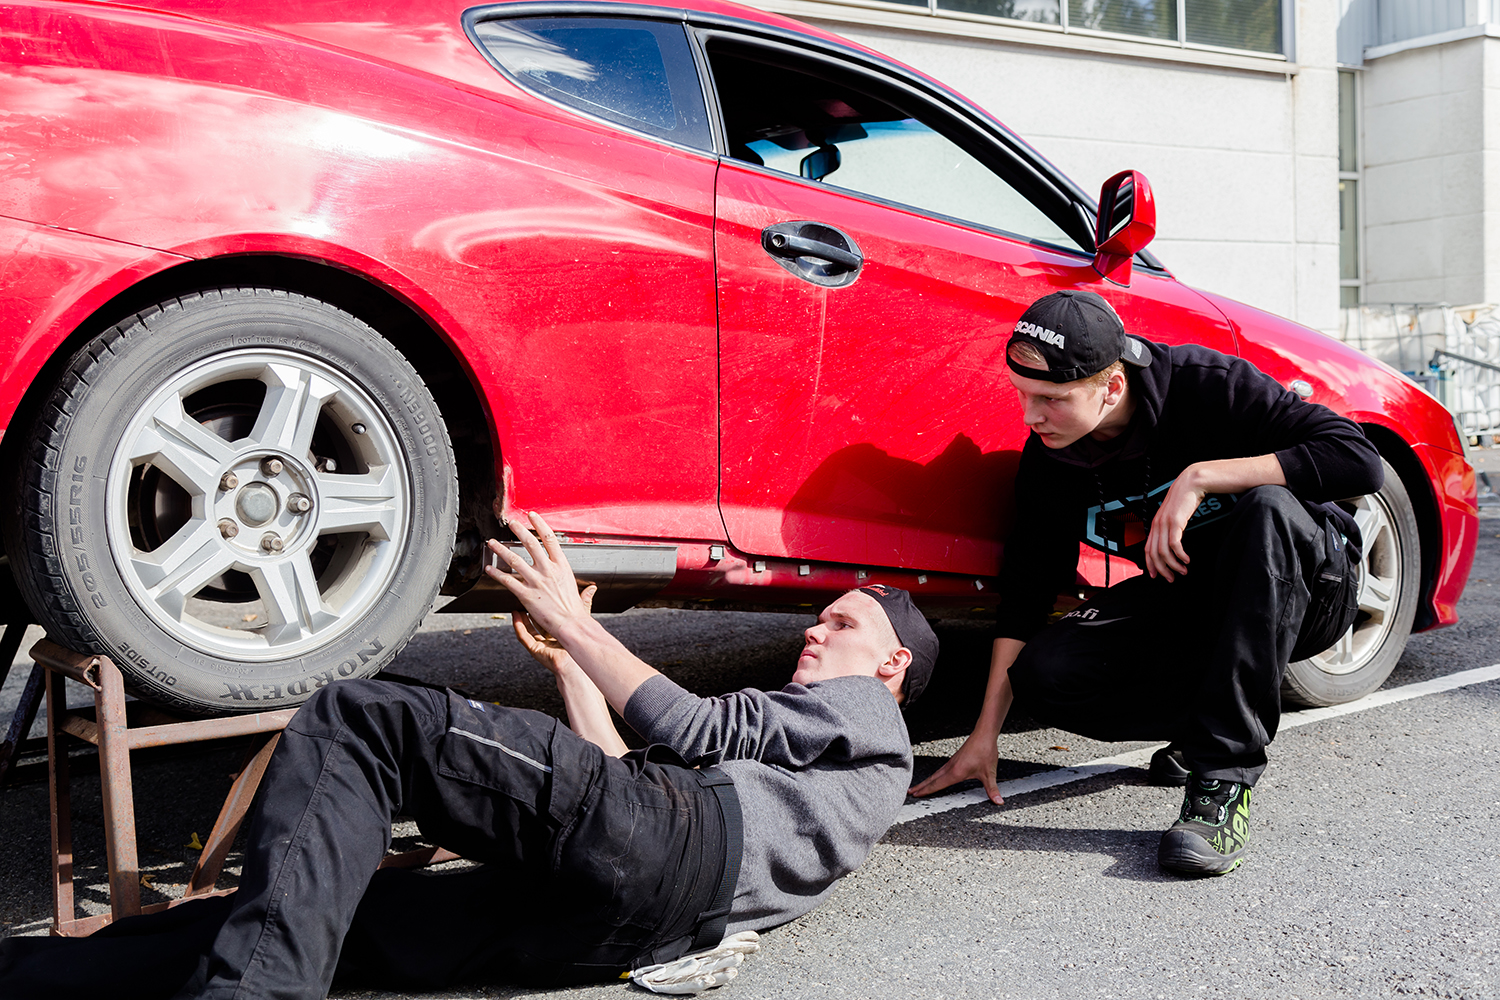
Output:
[
  {"xmin": 1009, "ymin": 486, "xmax": 1359, "ymax": 786},
  {"xmin": 196, "ymin": 679, "xmax": 731, "ymax": 999}
]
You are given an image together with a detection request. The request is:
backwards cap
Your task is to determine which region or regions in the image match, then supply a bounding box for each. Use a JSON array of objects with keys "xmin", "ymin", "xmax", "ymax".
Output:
[
  {"xmin": 1006, "ymin": 289, "xmax": 1151, "ymax": 384},
  {"xmin": 857, "ymin": 585, "xmax": 938, "ymax": 709}
]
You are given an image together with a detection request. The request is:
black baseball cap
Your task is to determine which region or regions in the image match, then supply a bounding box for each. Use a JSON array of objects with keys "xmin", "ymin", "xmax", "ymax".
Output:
[
  {"xmin": 857, "ymin": 585, "xmax": 938, "ymax": 709},
  {"xmin": 1006, "ymin": 290, "xmax": 1152, "ymax": 384}
]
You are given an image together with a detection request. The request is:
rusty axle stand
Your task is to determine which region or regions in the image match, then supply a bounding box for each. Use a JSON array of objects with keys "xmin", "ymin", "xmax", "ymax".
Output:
[
  {"xmin": 30, "ymin": 638, "xmax": 457, "ymax": 936},
  {"xmin": 36, "ymin": 639, "xmax": 298, "ymax": 936}
]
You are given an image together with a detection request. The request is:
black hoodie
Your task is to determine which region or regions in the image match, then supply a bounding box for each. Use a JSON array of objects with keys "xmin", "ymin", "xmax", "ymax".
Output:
[{"xmin": 994, "ymin": 340, "xmax": 1384, "ymax": 642}]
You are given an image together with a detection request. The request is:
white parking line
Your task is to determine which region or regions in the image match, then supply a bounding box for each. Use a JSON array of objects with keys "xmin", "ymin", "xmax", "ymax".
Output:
[{"xmin": 895, "ymin": 662, "xmax": 1500, "ymax": 825}]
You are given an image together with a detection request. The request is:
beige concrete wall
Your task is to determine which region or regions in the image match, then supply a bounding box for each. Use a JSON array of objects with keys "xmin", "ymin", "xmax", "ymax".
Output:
[
  {"xmin": 1290, "ymin": 0, "xmax": 1343, "ymax": 334},
  {"xmin": 1361, "ymin": 35, "xmax": 1495, "ymax": 305}
]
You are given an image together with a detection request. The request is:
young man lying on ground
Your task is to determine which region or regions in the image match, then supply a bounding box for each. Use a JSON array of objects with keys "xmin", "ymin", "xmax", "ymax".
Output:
[{"xmin": 0, "ymin": 512, "xmax": 937, "ymax": 1000}]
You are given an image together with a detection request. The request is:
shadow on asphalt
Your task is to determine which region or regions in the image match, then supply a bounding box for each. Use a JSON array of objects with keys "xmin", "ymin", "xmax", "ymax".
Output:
[{"xmin": 884, "ymin": 769, "xmax": 1178, "ymax": 884}]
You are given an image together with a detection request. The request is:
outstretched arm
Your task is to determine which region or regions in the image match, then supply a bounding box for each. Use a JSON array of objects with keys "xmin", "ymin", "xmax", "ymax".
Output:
[
  {"xmin": 511, "ymin": 604, "xmax": 631, "ymax": 757},
  {"xmin": 485, "ymin": 511, "xmax": 660, "ymax": 714},
  {"xmin": 909, "ymin": 637, "xmax": 1025, "ymax": 804}
]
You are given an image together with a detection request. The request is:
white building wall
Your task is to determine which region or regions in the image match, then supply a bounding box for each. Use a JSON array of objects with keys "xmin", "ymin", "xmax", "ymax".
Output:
[
  {"xmin": 752, "ymin": 5, "xmax": 1344, "ymax": 334},
  {"xmin": 1360, "ymin": 35, "xmax": 1494, "ymax": 305},
  {"xmin": 1486, "ymin": 37, "xmax": 1500, "ymax": 301},
  {"xmin": 1291, "ymin": 0, "xmax": 1343, "ymax": 332}
]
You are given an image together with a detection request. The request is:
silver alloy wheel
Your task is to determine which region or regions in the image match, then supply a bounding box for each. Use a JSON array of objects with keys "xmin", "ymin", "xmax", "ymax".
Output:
[
  {"xmin": 1293, "ymin": 490, "xmax": 1402, "ymax": 677},
  {"xmin": 105, "ymin": 349, "xmax": 410, "ymax": 661}
]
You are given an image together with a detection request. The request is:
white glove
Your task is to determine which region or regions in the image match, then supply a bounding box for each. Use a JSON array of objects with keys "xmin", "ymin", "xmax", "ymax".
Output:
[{"xmin": 628, "ymin": 931, "xmax": 761, "ymax": 994}]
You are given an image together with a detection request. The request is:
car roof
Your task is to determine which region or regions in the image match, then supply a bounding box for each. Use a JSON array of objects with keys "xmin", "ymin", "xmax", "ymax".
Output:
[
  {"xmin": 113, "ymin": 0, "xmax": 886, "ymax": 76},
  {"xmin": 97, "ymin": 0, "xmax": 1101, "ymax": 241}
]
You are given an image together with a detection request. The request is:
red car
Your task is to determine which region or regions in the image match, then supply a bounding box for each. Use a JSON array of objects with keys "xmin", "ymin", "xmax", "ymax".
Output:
[{"xmin": 0, "ymin": 0, "xmax": 1478, "ymax": 715}]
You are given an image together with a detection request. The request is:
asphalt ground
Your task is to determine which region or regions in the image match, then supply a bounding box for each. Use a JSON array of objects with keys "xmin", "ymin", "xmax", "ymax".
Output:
[{"xmin": 1, "ymin": 475, "xmax": 1497, "ymax": 999}]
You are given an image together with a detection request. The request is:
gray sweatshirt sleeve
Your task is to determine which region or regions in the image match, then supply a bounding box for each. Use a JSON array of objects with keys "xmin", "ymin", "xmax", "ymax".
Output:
[{"xmin": 624, "ymin": 673, "xmax": 864, "ymax": 767}]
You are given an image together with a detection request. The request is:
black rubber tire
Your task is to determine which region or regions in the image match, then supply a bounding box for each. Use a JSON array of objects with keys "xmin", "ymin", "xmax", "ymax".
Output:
[
  {"xmin": 3, "ymin": 288, "xmax": 457, "ymax": 715},
  {"xmin": 1281, "ymin": 458, "xmax": 1421, "ymax": 707}
]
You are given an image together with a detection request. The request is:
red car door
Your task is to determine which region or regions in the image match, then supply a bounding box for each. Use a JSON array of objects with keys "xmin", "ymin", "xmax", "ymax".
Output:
[{"xmin": 707, "ymin": 38, "xmax": 1236, "ymax": 576}]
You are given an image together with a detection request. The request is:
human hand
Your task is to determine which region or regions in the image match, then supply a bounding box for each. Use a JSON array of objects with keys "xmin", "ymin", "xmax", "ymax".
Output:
[
  {"xmin": 512, "ymin": 589, "xmax": 614, "ymax": 715},
  {"xmin": 1143, "ymin": 471, "xmax": 1204, "ymax": 582},
  {"xmin": 512, "ymin": 585, "xmax": 595, "ymax": 675},
  {"xmin": 909, "ymin": 727, "xmax": 1003, "ymax": 804},
  {"xmin": 484, "ymin": 512, "xmax": 597, "ymax": 646}
]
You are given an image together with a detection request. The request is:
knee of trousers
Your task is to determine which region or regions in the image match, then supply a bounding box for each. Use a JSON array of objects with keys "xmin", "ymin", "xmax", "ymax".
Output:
[
  {"xmin": 1224, "ymin": 486, "xmax": 1316, "ymax": 548},
  {"xmin": 1235, "ymin": 485, "xmax": 1302, "ymax": 522},
  {"xmin": 288, "ymin": 678, "xmax": 427, "ymax": 740}
]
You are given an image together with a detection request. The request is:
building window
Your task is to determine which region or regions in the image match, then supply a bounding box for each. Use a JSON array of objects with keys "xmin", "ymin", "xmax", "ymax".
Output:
[
  {"xmin": 1063, "ymin": 0, "xmax": 1280, "ymax": 51},
  {"xmin": 1338, "ymin": 69, "xmax": 1361, "ymax": 308},
  {"xmin": 939, "ymin": 0, "xmax": 1060, "ymax": 24},
  {"xmin": 1184, "ymin": 0, "xmax": 1282, "ymax": 53},
  {"xmin": 1069, "ymin": 0, "xmax": 1176, "ymax": 41},
  {"xmin": 862, "ymin": 0, "xmax": 1286, "ymax": 56}
]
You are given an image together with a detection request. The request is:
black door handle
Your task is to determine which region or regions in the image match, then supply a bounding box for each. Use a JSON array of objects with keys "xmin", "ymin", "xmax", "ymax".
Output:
[
  {"xmin": 760, "ymin": 222, "xmax": 863, "ymax": 288},
  {"xmin": 764, "ymin": 231, "xmax": 861, "ymax": 270}
]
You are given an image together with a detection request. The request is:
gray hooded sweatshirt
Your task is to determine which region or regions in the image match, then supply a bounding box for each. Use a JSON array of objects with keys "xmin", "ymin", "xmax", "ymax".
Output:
[{"xmin": 623, "ymin": 672, "xmax": 913, "ymax": 933}]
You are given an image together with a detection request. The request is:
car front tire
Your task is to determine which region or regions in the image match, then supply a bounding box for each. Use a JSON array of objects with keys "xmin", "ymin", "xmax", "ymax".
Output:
[
  {"xmin": 4, "ymin": 288, "xmax": 457, "ymax": 714},
  {"xmin": 1281, "ymin": 458, "xmax": 1421, "ymax": 707}
]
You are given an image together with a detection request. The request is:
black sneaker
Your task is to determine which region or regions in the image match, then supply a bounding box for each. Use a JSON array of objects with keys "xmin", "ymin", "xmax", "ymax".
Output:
[
  {"xmin": 1158, "ymin": 777, "xmax": 1252, "ymax": 876},
  {"xmin": 1147, "ymin": 745, "xmax": 1190, "ymax": 787}
]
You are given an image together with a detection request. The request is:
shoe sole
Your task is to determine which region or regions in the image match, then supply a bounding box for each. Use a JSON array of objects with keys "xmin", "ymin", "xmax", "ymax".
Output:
[{"xmin": 1157, "ymin": 830, "xmax": 1244, "ymax": 877}]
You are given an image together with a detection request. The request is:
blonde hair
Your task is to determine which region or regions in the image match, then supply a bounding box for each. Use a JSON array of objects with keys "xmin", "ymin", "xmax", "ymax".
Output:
[
  {"xmin": 1081, "ymin": 360, "xmax": 1126, "ymax": 390},
  {"xmin": 1008, "ymin": 340, "xmax": 1048, "ymax": 370},
  {"xmin": 1009, "ymin": 340, "xmax": 1125, "ymax": 390}
]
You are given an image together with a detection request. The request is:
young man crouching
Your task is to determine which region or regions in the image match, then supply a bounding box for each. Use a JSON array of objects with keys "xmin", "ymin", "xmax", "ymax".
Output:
[{"xmin": 913, "ymin": 289, "xmax": 1380, "ymax": 876}]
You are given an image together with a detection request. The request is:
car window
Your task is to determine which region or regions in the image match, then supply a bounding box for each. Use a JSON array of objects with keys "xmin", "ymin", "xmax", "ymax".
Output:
[
  {"xmin": 707, "ymin": 44, "xmax": 1088, "ymax": 255},
  {"xmin": 472, "ymin": 17, "xmax": 711, "ymax": 150}
]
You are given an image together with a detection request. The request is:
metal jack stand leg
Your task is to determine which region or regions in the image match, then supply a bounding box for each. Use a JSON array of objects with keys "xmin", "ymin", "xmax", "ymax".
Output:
[
  {"xmin": 35, "ymin": 637, "xmax": 460, "ymax": 936},
  {"xmin": 35, "ymin": 639, "xmax": 298, "ymax": 936},
  {"xmin": 0, "ymin": 613, "xmax": 40, "ymax": 790},
  {"xmin": 0, "ymin": 665, "xmax": 44, "ymax": 790}
]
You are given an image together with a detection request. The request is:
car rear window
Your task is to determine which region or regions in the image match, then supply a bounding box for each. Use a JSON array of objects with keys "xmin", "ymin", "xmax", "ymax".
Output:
[{"xmin": 472, "ymin": 16, "xmax": 711, "ymax": 150}]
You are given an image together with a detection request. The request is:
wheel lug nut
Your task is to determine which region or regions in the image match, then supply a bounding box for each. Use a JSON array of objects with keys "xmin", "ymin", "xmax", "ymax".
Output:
[
  {"xmin": 260, "ymin": 457, "xmax": 284, "ymax": 477},
  {"xmin": 260, "ymin": 532, "xmax": 284, "ymax": 553},
  {"xmin": 352, "ymin": 423, "xmax": 367, "ymax": 436},
  {"xmin": 218, "ymin": 518, "xmax": 239, "ymax": 539},
  {"xmin": 287, "ymin": 493, "xmax": 312, "ymax": 514},
  {"xmin": 219, "ymin": 472, "xmax": 239, "ymax": 492}
]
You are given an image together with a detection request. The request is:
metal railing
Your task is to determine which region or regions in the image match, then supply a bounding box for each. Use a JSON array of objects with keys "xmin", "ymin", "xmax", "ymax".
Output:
[{"xmin": 1339, "ymin": 304, "xmax": 1500, "ymax": 441}]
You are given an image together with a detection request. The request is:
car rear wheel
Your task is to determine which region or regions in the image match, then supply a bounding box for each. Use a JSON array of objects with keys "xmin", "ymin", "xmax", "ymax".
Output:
[
  {"xmin": 1281, "ymin": 458, "xmax": 1420, "ymax": 707},
  {"xmin": 4, "ymin": 288, "xmax": 457, "ymax": 714}
]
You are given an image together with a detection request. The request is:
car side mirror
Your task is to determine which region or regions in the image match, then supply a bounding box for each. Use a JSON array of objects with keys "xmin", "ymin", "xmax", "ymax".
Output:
[{"xmin": 1093, "ymin": 170, "xmax": 1156, "ymax": 285}]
